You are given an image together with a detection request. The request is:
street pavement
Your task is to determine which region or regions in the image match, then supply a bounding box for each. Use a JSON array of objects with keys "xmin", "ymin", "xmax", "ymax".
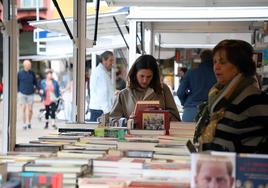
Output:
[{"xmin": 0, "ymin": 95, "xmax": 66, "ymax": 150}]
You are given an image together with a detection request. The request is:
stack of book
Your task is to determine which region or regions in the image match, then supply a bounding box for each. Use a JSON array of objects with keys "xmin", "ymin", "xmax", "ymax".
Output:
[
  {"xmin": 79, "ymin": 136, "xmax": 118, "ymax": 145},
  {"xmin": 153, "ymin": 143, "xmax": 191, "ymax": 162},
  {"xmin": 23, "ymin": 157, "xmax": 91, "ymax": 188},
  {"xmin": 127, "ymin": 180, "xmax": 189, "ymax": 188},
  {"xmin": 58, "ymin": 122, "xmax": 99, "ymax": 134},
  {"xmin": 123, "ymin": 150, "xmax": 154, "ymax": 158},
  {"xmin": 14, "ymin": 143, "xmax": 63, "ymax": 153},
  {"xmin": 0, "ymin": 153, "xmax": 44, "ymax": 173},
  {"xmin": 118, "ymin": 130, "xmax": 160, "ymax": 153},
  {"xmin": 129, "ymin": 129, "xmax": 166, "ymax": 137},
  {"xmin": 78, "ymin": 177, "xmax": 129, "ymax": 188},
  {"xmin": 117, "ymin": 140, "xmax": 157, "ymax": 153},
  {"xmin": 158, "ymin": 135, "xmax": 188, "ymax": 144},
  {"xmin": 94, "ymin": 127, "xmax": 128, "ymax": 139},
  {"xmin": 169, "ymin": 122, "xmax": 195, "ymax": 138},
  {"xmin": 142, "ymin": 160, "xmax": 191, "ymax": 185},
  {"xmin": 56, "ymin": 148, "xmax": 106, "ymax": 159},
  {"xmin": 124, "ymin": 132, "xmax": 160, "ymax": 143},
  {"xmin": 92, "ymin": 156, "xmax": 147, "ymax": 178},
  {"xmin": 56, "ymin": 138, "xmax": 118, "ymax": 159},
  {"xmin": 8, "ymin": 171, "xmax": 62, "ymax": 188},
  {"xmin": 37, "ymin": 134, "xmax": 84, "ymax": 144}
]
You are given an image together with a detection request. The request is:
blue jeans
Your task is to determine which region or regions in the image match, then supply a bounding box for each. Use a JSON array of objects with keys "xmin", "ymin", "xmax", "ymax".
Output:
[
  {"xmin": 182, "ymin": 107, "xmax": 197, "ymax": 122},
  {"xmin": 89, "ymin": 109, "xmax": 103, "ymax": 122}
]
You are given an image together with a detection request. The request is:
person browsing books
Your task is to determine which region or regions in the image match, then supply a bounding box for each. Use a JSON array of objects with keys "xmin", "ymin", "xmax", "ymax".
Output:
[
  {"xmin": 109, "ymin": 55, "xmax": 181, "ymax": 122},
  {"xmin": 194, "ymin": 39, "xmax": 268, "ymax": 153}
]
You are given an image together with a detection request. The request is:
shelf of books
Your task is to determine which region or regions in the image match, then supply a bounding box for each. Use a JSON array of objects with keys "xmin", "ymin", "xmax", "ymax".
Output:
[{"xmin": 1, "ymin": 121, "xmax": 267, "ymax": 188}]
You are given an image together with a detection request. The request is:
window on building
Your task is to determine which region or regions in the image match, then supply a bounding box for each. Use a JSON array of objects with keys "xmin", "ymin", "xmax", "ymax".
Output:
[{"xmin": 20, "ymin": 0, "xmax": 44, "ymax": 9}]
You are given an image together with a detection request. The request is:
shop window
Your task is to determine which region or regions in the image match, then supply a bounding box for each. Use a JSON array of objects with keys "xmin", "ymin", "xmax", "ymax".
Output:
[{"xmin": 20, "ymin": 0, "xmax": 44, "ymax": 9}]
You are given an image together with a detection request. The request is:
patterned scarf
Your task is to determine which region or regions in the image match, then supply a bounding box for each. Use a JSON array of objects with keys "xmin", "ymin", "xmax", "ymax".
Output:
[{"xmin": 194, "ymin": 74, "xmax": 256, "ymax": 147}]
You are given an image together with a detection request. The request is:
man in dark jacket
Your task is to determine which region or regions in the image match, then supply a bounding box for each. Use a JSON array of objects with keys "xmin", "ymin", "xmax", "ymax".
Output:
[{"xmin": 177, "ymin": 49, "xmax": 216, "ymax": 122}]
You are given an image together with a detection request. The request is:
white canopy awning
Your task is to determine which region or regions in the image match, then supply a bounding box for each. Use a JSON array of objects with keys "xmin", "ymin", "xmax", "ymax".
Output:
[
  {"xmin": 106, "ymin": 0, "xmax": 268, "ymax": 7},
  {"xmin": 29, "ymin": 8, "xmax": 129, "ymax": 40}
]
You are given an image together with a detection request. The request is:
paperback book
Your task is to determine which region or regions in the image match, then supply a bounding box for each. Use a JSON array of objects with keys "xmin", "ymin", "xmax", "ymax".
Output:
[{"xmin": 236, "ymin": 153, "xmax": 268, "ymax": 188}]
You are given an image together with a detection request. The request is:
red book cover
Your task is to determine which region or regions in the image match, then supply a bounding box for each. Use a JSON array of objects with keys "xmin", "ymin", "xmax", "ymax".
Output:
[{"xmin": 133, "ymin": 100, "xmax": 160, "ymax": 129}]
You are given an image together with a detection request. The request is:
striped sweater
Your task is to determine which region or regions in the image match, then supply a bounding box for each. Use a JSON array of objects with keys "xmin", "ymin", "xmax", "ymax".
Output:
[{"xmin": 203, "ymin": 84, "xmax": 268, "ymax": 153}]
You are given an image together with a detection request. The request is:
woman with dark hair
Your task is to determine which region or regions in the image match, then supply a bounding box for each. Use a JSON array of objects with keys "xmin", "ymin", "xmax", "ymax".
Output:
[
  {"xmin": 194, "ymin": 39, "xmax": 268, "ymax": 153},
  {"xmin": 109, "ymin": 55, "xmax": 181, "ymax": 121}
]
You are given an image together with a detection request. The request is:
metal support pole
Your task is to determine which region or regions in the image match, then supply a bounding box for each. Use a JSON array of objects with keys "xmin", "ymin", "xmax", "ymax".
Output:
[
  {"xmin": 72, "ymin": 0, "xmax": 86, "ymax": 122},
  {"xmin": 51, "ymin": 0, "xmax": 74, "ymax": 41},
  {"xmin": 129, "ymin": 19, "xmax": 137, "ymax": 69},
  {"xmin": 2, "ymin": 0, "xmax": 18, "ymax": 153},
  {"xmin": 140, "ymin": 22, "xmax": 144, "ymax": 55},
  {"xmin": 93, "ymin": 0, "xmax": 100, "ymax": 45},
  {"xmin": 113, "ymin": 16, "xmax": 129, "ymax": 49},
  {"xmin": 144, "ymin": 22, "xmax": 153, "ymax": 55}
]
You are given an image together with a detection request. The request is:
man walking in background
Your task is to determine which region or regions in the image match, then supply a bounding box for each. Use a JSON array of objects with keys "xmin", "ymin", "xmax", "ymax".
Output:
[
  {"xmin": 177, "ymin": 49, "xmax": 216, "ymax": 122},
  {"xmin": 18, "ymin": 59, "xmax": 37, "ymax": 130},
  {"xmin": 89, "ymin": 51, "xmax": 115, "ymax": 121}
]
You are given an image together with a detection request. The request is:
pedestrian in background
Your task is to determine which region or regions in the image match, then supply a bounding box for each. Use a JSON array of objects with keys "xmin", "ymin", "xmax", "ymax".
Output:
[
  {"xmin": 177, "ymin": 49, "xmax": 216, "ymax": 122},
  {"xmin": 17, "ymin": 59, "xmax": 37, "ymax": 130},
  {"xmin": 62, "ymin": 74, "xmax": 73, "ymax": 122},
  {"xmin": 89, "ymin": 51, "xmax": 115, "ymax": 121},
  {"xmin": 39, "ymin": 69, "xmax": 60, "ymax": 129},
  {"xmin": 178, "ymin": 67, "xmax": 188, "ymax": 83}
]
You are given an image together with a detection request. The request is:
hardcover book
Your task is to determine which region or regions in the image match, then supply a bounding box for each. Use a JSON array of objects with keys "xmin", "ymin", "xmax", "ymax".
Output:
[
  {"xmin": 153, "ymin": 144, "xmax": 189, "ymax": 156},
  {"xmin": 134, "ymin": 100, "xmax": 160, "ymax": 116},
  {"xmin": 34, "ymin": 157, "xmax": 91, "ymax": 166},
  {"xmin": 141, "ymin": 110, "xmax": 169, "ymax": 134},
  {"xmin": 93, "ymin": 156, "xmax": 146, "ymax": 169},
  {"xmin": 14, "ymin": 143, "xmax": 63, "ymax": 153},
  {"xmin": 124, "ymin": 150, "xmax": 154, "ymax": 158},
  {"xmin": 58, "ymin": 122, "xmax": 99, "ymax": 133},
  {"xmin": 133, "ymin": 100, "xmax": 160, "ymax": 129},
  {"xmin": 24, "ymin": 163, "xmax": 88, "ymax": 173}
]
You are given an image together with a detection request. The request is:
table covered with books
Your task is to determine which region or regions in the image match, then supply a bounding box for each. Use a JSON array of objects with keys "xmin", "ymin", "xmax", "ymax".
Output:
[{"xmin": 0, "ymin": 121, "xmax": 267, "ymax": 188}]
